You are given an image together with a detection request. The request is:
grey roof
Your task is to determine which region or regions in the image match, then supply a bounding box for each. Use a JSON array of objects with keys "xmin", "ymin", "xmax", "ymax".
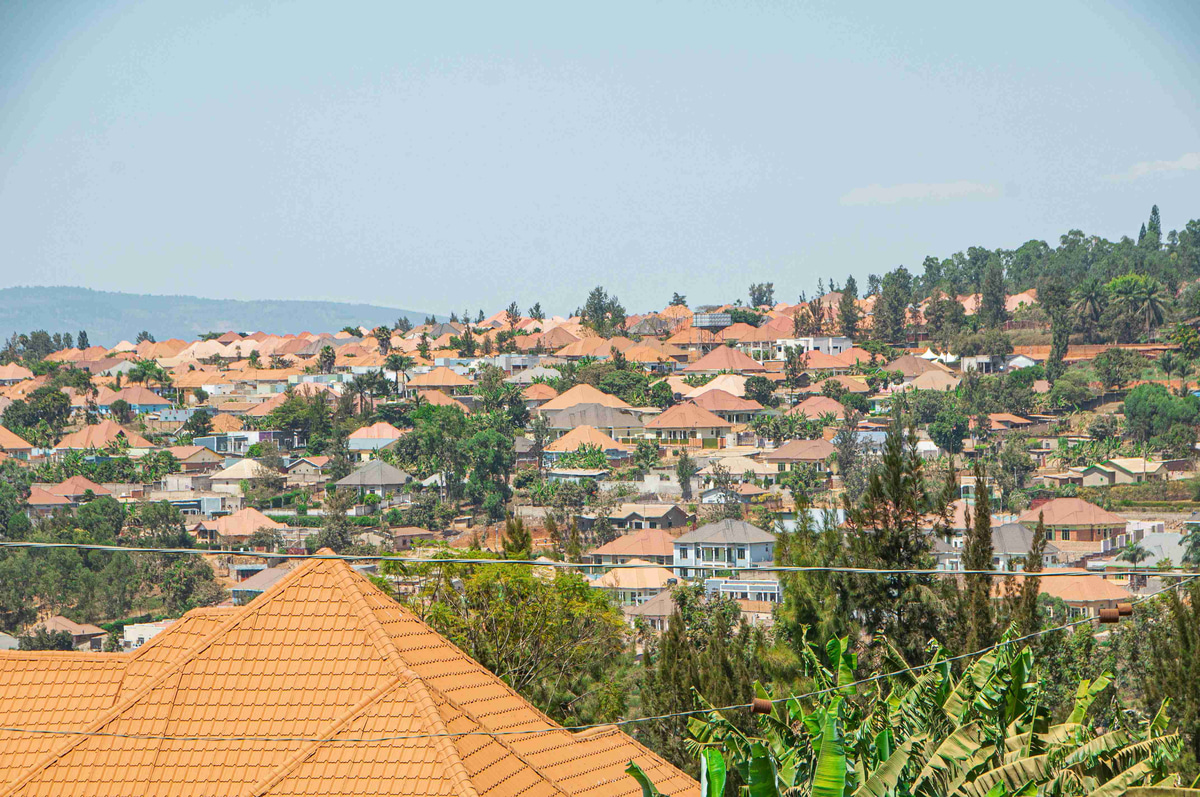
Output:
[
  {"xmin": 504, "ymin": 366, "xmax": 561, "ymax": 385},
  {"xmin": 674, "ymin": 518, "xmax": 776, "ymax": 545},
  {"xmin": 543, "ymin": 404, "xmax": 645, "ymax": 432},
  {"xmin": 1116, "ymin": 532, "xmax": 1188, "ymax": 567},
  {"xmin": 992, "ymin": 523, "xmax": 1062, "ymax": 556},
  {"xmin": 0, "ymin": 632, "xmax": 18, "ymax": 651},
  {"xmin": 334, "ymin": 459, "xmax": 412, "ymax": 488}
]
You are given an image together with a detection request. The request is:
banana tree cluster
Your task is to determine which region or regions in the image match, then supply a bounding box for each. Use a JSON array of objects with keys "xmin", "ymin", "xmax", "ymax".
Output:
[{"xmin": 629, "ymin": 629, "xmax": 1183, "ymax": 797}]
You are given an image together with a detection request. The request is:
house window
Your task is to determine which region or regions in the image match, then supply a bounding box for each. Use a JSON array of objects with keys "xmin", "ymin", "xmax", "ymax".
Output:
[
  {"xmin": 1061, "ymin": 529, "xmax": 1070, "ymax": 541},
  {"xmin": 737, "ymin": 547, "xmax": 747, "ymax": 560}
]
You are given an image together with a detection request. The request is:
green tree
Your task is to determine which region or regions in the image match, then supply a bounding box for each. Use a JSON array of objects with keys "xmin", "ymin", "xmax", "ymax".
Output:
[
  {"xmin": 841, "ymin": 413, "xmax": 948, "ymax": 661},
  {"xmin": 1092, "ymin": 346, "xmax": 1146, "ymax": 394},
  {"xmin": 675, "ymin": 451, "xmax": 699, "ymax": 500},
  {"xmin": 669, "ymin": 292, "xmax": 688, "ymax": 307},
  {"xmin": 579, "ymin": 286, "xmax": 626, "ymax": 338},
  {"xmin": 502, "ymin": 514, "xmax": 532, "ymax": 559},
  {"xmin": 928, "ymin": 407, "xmax": 969, "ymax": 454},
  {"xmin": 317, "ymin": 345, "xmax": 336, "ymax": 374},
  {"xmin": 977, "ymin": 255, "xmax": 1008, "ymax": 328},
  {"xmin": 1148, "ymin": 578, "xmax": 1200, "ymax": 776},
  {"xmin": 18, "ymin": 628, "xmax": 75, "ymax": 650},
  {"xmin": 837, "ymin": 275, "xmax": 860, "ymax": 337},
  {"xmin": 1016, "ymin": 511, "xmax": 1046, "ymax": 636},
  {"xmin": 960, "ymin": 462, "xmax": 994, "ymax": 652},
  {"xmin": 748, "ymin": 282, "xmax": 775, "ymax": 307}
]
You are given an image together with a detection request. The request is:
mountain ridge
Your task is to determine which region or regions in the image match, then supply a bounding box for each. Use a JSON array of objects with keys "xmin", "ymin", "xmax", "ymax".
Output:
[{"xmin": 0, "ymin": 286, "xmax": 438, "ymax": 346}]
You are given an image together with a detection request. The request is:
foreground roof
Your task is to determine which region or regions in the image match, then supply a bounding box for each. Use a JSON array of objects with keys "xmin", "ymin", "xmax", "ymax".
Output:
[{"xmin": 0, "ymin": 553, "xmax": 697, "ymax": 797}]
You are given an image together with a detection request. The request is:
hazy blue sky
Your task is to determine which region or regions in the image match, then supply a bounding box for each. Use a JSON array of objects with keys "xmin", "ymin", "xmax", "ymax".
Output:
[{"xmin": 2, "ymin": 0, "xmax": 1198, "ymax": 316}]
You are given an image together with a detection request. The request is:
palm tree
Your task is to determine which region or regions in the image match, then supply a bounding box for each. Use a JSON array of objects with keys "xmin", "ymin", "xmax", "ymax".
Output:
[
  {"xmin": 1072, "ymin": 277, "xmax": 1106, "ymax": 342},
  {"xmin": 1181, "ymin": 529, "xmax": 1200, "ymax": 570},
  {"xmin": 384, "ymin": 353, "xmax": 415, "ymax": 396},
  {"xmin": 1117, "ymin": 541, "xmax": 1151, "ymax": 589},
  {"xmin": 1158, "ymin": 350, "xmax": 1180, "ymax": 388},
  {"xmin": 1136, "ymin": 278, "xmax": 1167, "ymax": 340}
]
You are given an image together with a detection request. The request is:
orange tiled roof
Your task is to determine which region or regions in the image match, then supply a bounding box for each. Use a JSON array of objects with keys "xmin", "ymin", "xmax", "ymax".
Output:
[
  {"xmin": 645, "ymin": 402, "xmax": 732, "ymax": 430},
  {"xmin": 0, "ymin": 553, "xmax": 697, "ymax": 796},
  {"xmin": 537, "ymin": 384, "xmax": 632, "ymax": 412},
  {"xmin": 56, "ymin": 420, "xmax": 154, "ymax": 450},
  {"xmin": 681, "ymin": 346, "xmax": 766, "ymax": 374},
  {"xmin": 545, "ymin": 425, "xmax": 632, "ymax": 453},
  {"xmin": 0, "ymin": 425, "xmax": 32, "ymax": 452}
]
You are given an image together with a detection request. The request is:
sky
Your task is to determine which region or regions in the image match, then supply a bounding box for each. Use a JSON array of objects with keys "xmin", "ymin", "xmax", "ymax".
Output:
[{"xmin": 1, "ymin": 0, "xmax": 1198, "ymax": 317}]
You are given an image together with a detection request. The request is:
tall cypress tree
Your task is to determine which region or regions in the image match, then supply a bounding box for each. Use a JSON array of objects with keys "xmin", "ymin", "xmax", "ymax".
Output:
[
  {"xmin": 1016, "ymin": 512, "xmax": 1046, "ymax": 637},
  {"xmin": 978, "ymin": 256, "xmax": 1008, "ymax": 328},
  {"xmin": 960, "ymin": 461, "xmax": 995, "ymax": 652},
  {"xmin": 842, "ymin": 412, "xmax": 948, "ymax": 662},
  {"xmin": 839, "ymin": 275, "xmax": 861, "ymax": 338}
]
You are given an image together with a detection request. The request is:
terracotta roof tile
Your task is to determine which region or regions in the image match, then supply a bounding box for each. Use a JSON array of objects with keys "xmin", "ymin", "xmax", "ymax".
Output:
[{"xmin": 0, "ymin": 555, "xmax": 696, "ymax": 797}]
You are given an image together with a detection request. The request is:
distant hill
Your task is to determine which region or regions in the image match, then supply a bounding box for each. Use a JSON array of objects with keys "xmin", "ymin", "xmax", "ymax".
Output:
[{"xmin": 0, "ymin": 287, "xmax": 438, "ymax": 346}]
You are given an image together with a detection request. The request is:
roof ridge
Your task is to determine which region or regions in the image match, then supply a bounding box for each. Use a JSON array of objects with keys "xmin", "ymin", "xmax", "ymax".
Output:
[
  {"xmin": 331, "ymin": 563, "xmax": 481, "ymax": 797},
  {"xmin": 240, "ymin": 674, "xmax": 405, "ymax": 797},
  {"xmin": 0, "ymin": 557, "xmax": 333, "ymax": 797}
]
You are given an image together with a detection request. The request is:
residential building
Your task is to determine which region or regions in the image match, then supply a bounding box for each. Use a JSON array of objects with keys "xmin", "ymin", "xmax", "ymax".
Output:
[
  {"xmin": 672, "ymin": 518, "xmax": 776, "ymax": 578},
  {"xmin": 1017, "ymin": 498, "xmax": 1128, "ymax": 559},
  {"xmin": 759, "ymin": 438, "xmax": 837, "ymax": 473},
  {"xmin": 584, "ymin": 527, "xmax": 680, "ymax": 567},
  {"xmin": 591, "ymin": 558, "xmax": 678, "ymax": 605},
  {"xmin": 645, "ymin": 403, "xmax": 732, "ymax": 448},
  {"xmin": 28, "ymin": 616, "xmax": 107, "ymax": 651},
  {"xmin": 334, "ymin": 459, "xmax": 413, "ymax": 498}
]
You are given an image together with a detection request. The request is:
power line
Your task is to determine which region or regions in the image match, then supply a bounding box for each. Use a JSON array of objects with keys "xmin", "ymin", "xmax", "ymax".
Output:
[
  {"xmin": 2, "ymin": 540, "xmax": 1196, "ymax": 579},
  {"xmin": 0, "ymin": 573, "xmax": 1191, "ymax": 746}
]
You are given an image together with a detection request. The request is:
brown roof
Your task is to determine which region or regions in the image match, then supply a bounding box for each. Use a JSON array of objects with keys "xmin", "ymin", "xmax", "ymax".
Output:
[
  {"xmin": 416, "ymin": 390, "xmax": 470, "ymax": 412},
  {"xmin": 681, "ymin": 346, "xmax": 767, "ymax": 373},
  {"xmin": 56, "ymin": 420, "xmax": 153, "ymax": 450},
  {"xmin": 214, "ymin": 507, "xmax": 286, "ymax": 540},
  {"xmin": 26, "ymin": 487, "xmax": 73, "ymax": 507},
  {"xmin": 0, "ymin": 554, "xmax": 696, "ymax": 796},
  {"xmin": 759, "ymin": 438, "xmax": 836, "ymax": 462},
  {"xmin": 787, "ymin": 395, "xmax": 845, "ymax": 420},
  {"xmin": 1017, "ymin": 498, "xmax": 1126, "ymax": 528},
  {"xmin": 887, "ymin": 354, "xmax": 943, "ymax": 378},
  {"xmin": 521, "ymin": 383, "xmax": 558, "ymax": 401},
  {"xmin": 587, "ymin": 528, "xmax": 678, "ymax": 559},
  {"xmin": 47, "ymin": 476, "xmax": 110, "ymax": 498},
  {"xmin": 210, "ymin": 413, "xmax": 244, "ymax": 432},
  {"xmin": 348, "ymin": 421, "xmax": 406, "ymax": 440},
  {"xmin": 645, "ymin": 403, "xmax": 732, "ymax": 430},
  {"xmin": 993, "ymin": 569, "xmax": 1133, "ymax": 604},
  {"xmin": 545, "ymin": 425, "xmax": 633, "ymax": 453},
  {"xmin": 0, "ymin": 425, "xmax": 32, "ymax": 452},
  {"xmin": 537, "ymin": 384, "xmax": 632, "ymax": 412},
  {"xmin": 688, "ymin": 390, "xmax": 762, "ymax": 414},
  {"xmin": 592, "ymin": 558, "xmax": 678, "ymax": 591},
  {"xmin": 407, "ymin": 366, "xmax": 474, "ymax": 388}
]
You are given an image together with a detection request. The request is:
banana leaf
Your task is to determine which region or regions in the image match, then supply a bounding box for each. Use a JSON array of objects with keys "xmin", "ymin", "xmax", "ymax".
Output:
[
  {"xmin": 813, "ymin": 697, "xmax": 848, "ymax": 797},
  {"xmin": 1068, "ymin": 674, "xmax": 1113, "ymax": 725},
  {"xmin": 853, "ymin": 734, "xmax": 925, "ymax": 797},
  {"xmin": 1062, "ymin": 730, "xmax": 1132, "ymax": 769},
  {"xmin": 911, "ymin": 723, "xmax": 983, "ymax": 797},
  {"xmin": 1005, "ymin": 723, "xmax": 1080, "ymax": 753},
  {"xmin": 626, "ymin": 761, "xmax": 666, "ymax": 797},
  {"xmin": 700, "ymin": 749, "xmax": 727, "ymax": 797},
  {"xmin": 958, "ymin": 754, "xmax": 1051, "ymax": 797},
  {"xmin": 1086, "ymin": 760, "xmax": 1155, "ymax": 797},
  {"xmin": 746, "ymin": 742, "xmax": 783, "ymax": 797}
]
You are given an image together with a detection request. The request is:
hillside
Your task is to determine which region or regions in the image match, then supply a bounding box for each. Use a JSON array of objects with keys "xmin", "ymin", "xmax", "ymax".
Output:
[{"xmin": 0, "ymin": 287, "xmax": 436, "ymax": 345}]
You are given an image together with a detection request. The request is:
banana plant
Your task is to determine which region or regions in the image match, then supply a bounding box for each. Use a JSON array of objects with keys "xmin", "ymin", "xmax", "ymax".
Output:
[{"xmin": 634, "ymin": 627, "xmax": 1181, "ymax": 797}]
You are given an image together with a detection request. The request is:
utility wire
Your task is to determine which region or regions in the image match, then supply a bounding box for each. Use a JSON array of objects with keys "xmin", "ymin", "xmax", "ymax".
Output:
[
  {"xmin": 0, "ymin": 573, "xmax": 1191, "ymax": 745},
  {"xmin": 2, "ymin": 540, "xmax": 1196, "ymax": 579}
]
